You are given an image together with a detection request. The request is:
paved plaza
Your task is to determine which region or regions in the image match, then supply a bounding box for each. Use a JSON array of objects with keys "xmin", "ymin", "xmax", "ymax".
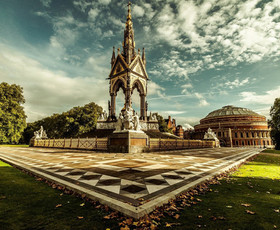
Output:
[{"xmin": 0, "ymin": 147, "xmax": 261, "ymax": 218}]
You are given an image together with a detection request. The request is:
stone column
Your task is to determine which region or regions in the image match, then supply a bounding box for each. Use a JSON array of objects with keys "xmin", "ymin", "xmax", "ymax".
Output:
[
  {"xmin": 125, "ymin": 89, "xmax": 132, "ymax": 109},
  {"xmin": 140, "ymin": 94, "xmax": 146, "ymax": 119},
  {"xmin": 111, "ymin": 94, "xmax": 116, "ymax": 117}
]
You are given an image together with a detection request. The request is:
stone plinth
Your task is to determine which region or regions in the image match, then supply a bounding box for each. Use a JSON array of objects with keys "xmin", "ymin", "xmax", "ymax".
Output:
[{"xmin": 109, "ymin": 130, "xmax": 149, "ymax": 153}]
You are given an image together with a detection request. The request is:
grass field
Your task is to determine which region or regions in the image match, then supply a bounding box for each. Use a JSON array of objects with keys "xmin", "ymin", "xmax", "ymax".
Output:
[
  {"xmin": 0, "ymin": 151, "xmax": 279, "ymax": 229},
  {"xmin": 0, "ymin": 144, "xmax": 28, "ymax": 148},
  {"xmin": 159, "ymin": 152, "xmax": 280, "ymax": 229},
  {"xmin": 262, "ymin": 149, "xmax": 280, "ymax": 154}
]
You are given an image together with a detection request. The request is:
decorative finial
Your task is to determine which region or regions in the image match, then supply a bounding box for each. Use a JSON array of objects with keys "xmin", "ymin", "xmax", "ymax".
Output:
[
  {"xmin": 117, "ymin": 47, "xmax": 120, "ymax": 54},
  {"xmin": 127, "ymin": 1, "xmax": 132, "ymax": 20},
  {"xmin": 138, "ymin": 48, "xmax": 140, "ymax": 54}
]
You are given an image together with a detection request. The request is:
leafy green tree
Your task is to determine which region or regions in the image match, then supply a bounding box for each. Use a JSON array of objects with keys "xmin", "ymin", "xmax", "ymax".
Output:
[
  {"xmin": 23, "ymin": 102, "xmax": 103, "ymax": 143},
  {"xmin": 0, "ymin": 82, "xmax": 27, "ymax": 144},
  {"xmin": 156, "ymin": 114, "xmax": 172, "ymax": 133},
  {"xmin": 269, "ymin": 98, "xmax": 280, "ymax": 150}
]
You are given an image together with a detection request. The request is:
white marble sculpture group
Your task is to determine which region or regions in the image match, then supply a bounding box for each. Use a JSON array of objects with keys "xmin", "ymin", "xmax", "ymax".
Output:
[
  {"xmin": 204, "ymin": 128, "xmax": 220, "ymax": 147},
  {"xmin": 34, "ymin": 126, "xmax": 48, "ymax": 139},
  {"xmin": 115, "ymin": 108, "xmax": 141, "ymax": 132}
]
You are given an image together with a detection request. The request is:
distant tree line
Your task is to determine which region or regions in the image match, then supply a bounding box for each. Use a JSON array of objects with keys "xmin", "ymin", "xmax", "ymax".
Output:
[
  {"xmin": 270, "ymin": 98, "xmax": 280, "ymax": 150},
  {"xmin": 0, "ymin": 82, "xmax": 26, "ymax": 144},
  {"xmin": 23, "ymin": 102, "xmax": 103, "ymax": 143}
]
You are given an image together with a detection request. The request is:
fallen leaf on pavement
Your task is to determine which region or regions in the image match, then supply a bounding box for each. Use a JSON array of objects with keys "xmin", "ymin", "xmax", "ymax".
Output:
[
  {"xmin": 77, "ymin": 216, "xmax": 84, "ymax": 219},
  {"xmin": 80, "ymin": 203, "xmax": 85, "ymax": 207},
  {"xmin": 241, "ymin": 203, "xmax": 251, "ymax": 207},
  {"xmin": 55, "ymin": 204, "xmax": 62, "ymax": 208},
  {"xmin": 210, "ymin": 216, "xmax": 217, "ymax": 221},
  {"xmin": 245, "ymin": 210, "xmax": 255, "ymax": 215},
  {"xmin": 274, "ymin": 209, "xmax": 279, "ymax": 213},
  {"xmin": 174, "ymin": 214, "xmax": 180, "ymax": 219}
]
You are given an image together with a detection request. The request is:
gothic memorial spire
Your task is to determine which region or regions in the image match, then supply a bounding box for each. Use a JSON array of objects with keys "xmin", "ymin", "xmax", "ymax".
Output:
[{"xmin": 122, "ymin": 1, "xmax": 135, "ymax": 64}]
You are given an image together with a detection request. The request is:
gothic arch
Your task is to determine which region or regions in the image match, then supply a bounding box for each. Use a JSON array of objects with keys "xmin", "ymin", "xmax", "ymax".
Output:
[
  {"xmin": 112, "ymin": 79, "xmax": 126, "ymax": 95},
  {"xmin": 131, "ymin": 79, "xmax": 145, "ymax": 96}
]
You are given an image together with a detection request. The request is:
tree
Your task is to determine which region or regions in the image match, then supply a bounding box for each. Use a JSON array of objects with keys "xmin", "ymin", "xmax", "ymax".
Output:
[
  {"xmin": 0, "ymin": 82, "xmax": 27, "ymax": 144},
  {"xmin": 156, "ymin": 114, "xmax": 172, "ymax": 133},
  {"xmin": 269, "ymin": 98, "xmax": 280, "ymax": 150},
  {"xmin": 23, "ymin": 102, "xmax": 103, "ymax": 143}
]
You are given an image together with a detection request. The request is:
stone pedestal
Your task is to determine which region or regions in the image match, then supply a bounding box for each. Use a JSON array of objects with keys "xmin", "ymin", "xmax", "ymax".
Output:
[{"xmin": 109, "ymin": 130, "xmax": 149, "ymax": 153}]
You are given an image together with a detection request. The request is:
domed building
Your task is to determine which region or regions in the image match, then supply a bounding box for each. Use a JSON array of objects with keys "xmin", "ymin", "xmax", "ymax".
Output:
[{"xmin": 192, "ymin": 105, "xmax": 272, "ymax": 148}]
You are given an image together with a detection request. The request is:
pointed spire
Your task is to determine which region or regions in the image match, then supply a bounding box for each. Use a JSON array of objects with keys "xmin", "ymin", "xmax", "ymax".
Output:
[
  {"xmin": 122, "ymin": 1, "xmax": 135, "ymax": 65},
  {"xmin": 142, "ymin": 47, "xmax": 146, "ymax": 66},
  {"xmin": 111, "ymin": 46, "xmax": 115, "ymax": 67},
  {"xmin": 138, "ymin": 48, "xmax": 140, "ymax": 55}
]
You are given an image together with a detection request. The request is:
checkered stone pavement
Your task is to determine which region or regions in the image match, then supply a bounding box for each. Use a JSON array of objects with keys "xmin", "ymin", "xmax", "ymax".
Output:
[{"xmin": 0, "ymin": 147, "xmax": 261, "ymax": 218}]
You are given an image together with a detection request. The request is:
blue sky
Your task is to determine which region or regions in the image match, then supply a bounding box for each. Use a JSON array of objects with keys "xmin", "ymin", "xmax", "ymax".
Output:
[{"xmin": 0, "ymin": 0, "xmax": 280, "ymax": 128}]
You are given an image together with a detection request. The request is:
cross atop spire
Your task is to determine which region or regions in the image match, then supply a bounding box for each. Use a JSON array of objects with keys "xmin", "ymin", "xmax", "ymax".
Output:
[{"xmin": 127, "ymin": 1, "xmax": 132, "ymax": 20}]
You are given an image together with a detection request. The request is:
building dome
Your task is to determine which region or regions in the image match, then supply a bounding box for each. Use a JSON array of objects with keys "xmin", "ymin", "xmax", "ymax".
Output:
[
  {"xmin": 205, "ymin": 105, "xmax": 262, "ymax": 118},
  {"xmin": 192, "ymin": 105, "xmax": 272, "ymax": 148}
]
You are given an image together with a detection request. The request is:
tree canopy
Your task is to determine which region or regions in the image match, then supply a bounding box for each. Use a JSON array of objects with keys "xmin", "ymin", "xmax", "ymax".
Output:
[
  {"xmin": 269, "ymin": 98, "xmax": 280, "ymax": 150},
  {"xmin": 23, "ymin": 102, "xmax": 103, "ymax": 143},
  {"xmin": 156, "ymin": 114, "xmax": 172, "ymax": 133},
  {"xmin": 0, "ymin": 82, "xmax": 27, "ymax": 144}
]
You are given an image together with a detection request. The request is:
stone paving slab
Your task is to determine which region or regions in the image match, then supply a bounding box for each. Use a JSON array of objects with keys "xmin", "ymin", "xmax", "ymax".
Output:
[{"xmin": 0, "ymin": 147, "xmax": 261, "ymax": 218}]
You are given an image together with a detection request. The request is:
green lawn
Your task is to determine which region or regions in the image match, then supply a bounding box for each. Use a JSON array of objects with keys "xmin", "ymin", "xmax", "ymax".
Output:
[
  {"xmin": 262, "ymin": 149, "xmax": 280, "ymax": 154},
  {"xmin": 159, "ymin": 152, "xmax": 280, "ymax": 229},
  {"xmin": 0, "ymin": 160, "xmax": 118, "ymax": 230},
  {"xmin": 0, "ymin": 144, "xmax": 28, "ymax": 148},
  {"xmin": 0, "ymin": 151, "xmax": 279, "ymax": 229}
]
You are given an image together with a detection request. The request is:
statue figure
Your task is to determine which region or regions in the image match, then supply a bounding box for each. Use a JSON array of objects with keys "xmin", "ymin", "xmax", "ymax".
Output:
[
  {"xmin": 204, "ymin": 128, "xmax": 220, "ymax": 147},
  {"xmin": 133, "ymin": 113, "xmax": 141, "ymax": 131},
  {"xmin": 33, "ymin": 126, "xmax": 48, "ymax": 139},
  {"xmin": 115, "ymin": 113, "xmax": 123, "ymax": 132},
  {"xmin": 123, "ymin": 108, "xmax": 133, "ymax": 130},
  {"xmin": 104, "ymin": 110, "xmax": 108, "ymax": 120},
  {"xmin": 152, "ymin": 113, "xmax": 157, "ymax": 121},
  {"xmin": 98, "ymin": 113, "xmax": 104, "ymax": 120}
]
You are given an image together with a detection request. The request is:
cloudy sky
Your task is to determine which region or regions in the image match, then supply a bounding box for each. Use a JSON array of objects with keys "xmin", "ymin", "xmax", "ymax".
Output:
[{"xmin": 0, "ymin": 0, "xmax": 280, "ymax": 128}]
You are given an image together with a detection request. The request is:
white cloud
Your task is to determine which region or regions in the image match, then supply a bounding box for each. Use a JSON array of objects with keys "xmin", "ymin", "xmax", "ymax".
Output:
[
  {"xmin": 195, "ymin": 93, "xmax": 209, "ymax": 107},
  {"xmin": 183, "ymin": 123, "xmax": 194, "ymax": 130},
  {"xmin": 165, "ymin": 111, "xmax": 185, "ymax": 115},
  {"xmin": 98, "ymin": 0, "xmax": 111, "ymax": 5},
  {"xmin": 0, "ymin": 44, "xmax": 109, "ymax": 122},
  {"xmin": 88, "ymin": 8, "xmax": 99, "ymax": 21},
  {"xmin": 40, "ymin": 0, "xmax": 52, "ymax": 7},
  {"xmin": 133, "ymin": 5, "xmax": 145, "ymax": 17},
  {"xmin": 240, "ymin": 86, "xmax": 280, "ymax": 105},
  {"xmin": 148, "ymin": 81, "xmax": 165, "ymax": 98},
  {"xmin": 144, "ymin": 0, "xmax": 280, "ymax": 74},
  {"xmin": 225, "ymin": 78, "xmax": 249, "ymax": 89},
  {"xmin": 198, "ymin": 99, "xmax": 209, "ymax": 107},
  {"xmin": 177, "ymin": 116, "xmax": 200, "ymax": 126}
]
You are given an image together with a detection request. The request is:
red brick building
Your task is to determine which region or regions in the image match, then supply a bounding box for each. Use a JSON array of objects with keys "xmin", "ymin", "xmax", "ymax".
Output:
[
  {"xmin": 165, "ymin": 116, "xmax": 184, "ymax": 138},
  {"xmin": 192, "ymin": 105, "xmax": 273, "ymax": 148}
]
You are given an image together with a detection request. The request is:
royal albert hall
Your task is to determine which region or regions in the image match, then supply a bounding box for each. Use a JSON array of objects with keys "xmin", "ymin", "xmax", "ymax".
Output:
[{"xmin": 193, "ymin": 105, "xmax": 273, "ymax": 148}]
